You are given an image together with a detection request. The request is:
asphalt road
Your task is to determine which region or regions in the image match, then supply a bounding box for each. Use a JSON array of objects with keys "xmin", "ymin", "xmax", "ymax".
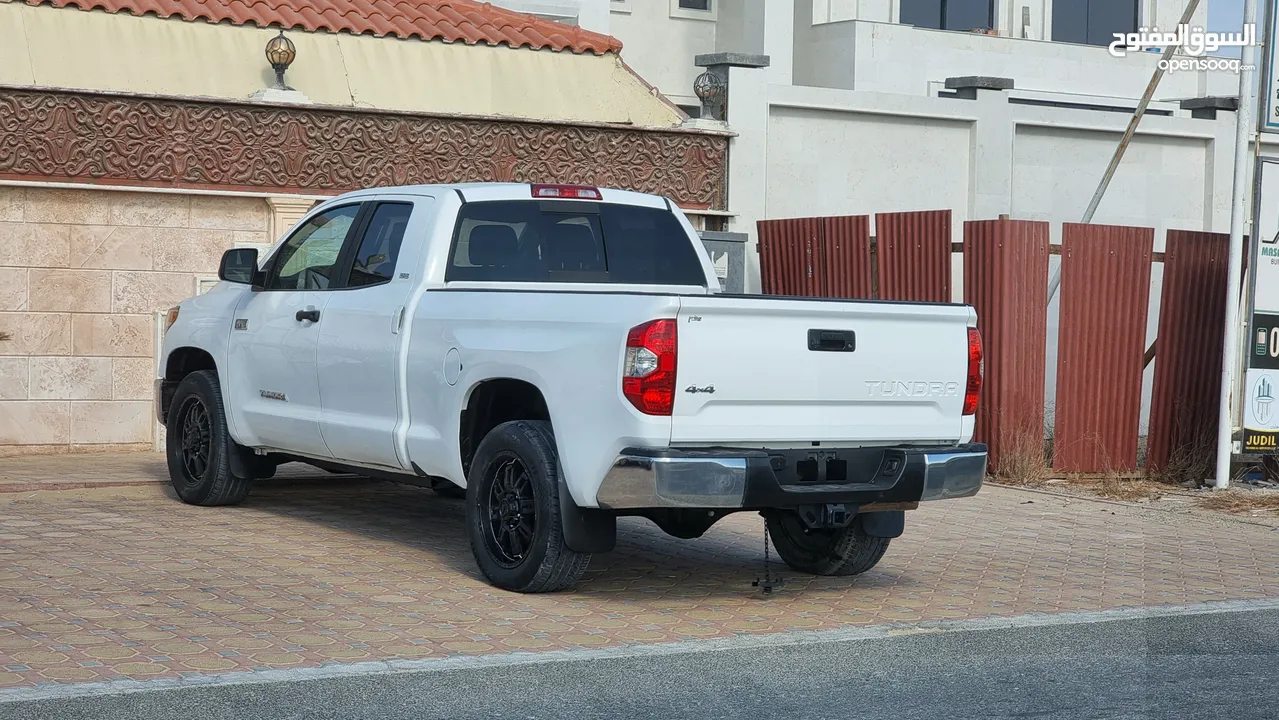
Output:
[{"xmin": 5, "ymin": 606, "xmax": 1278, "ymax": 720}]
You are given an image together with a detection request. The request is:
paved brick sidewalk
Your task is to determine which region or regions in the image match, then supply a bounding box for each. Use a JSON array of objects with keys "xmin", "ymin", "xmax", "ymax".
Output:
[{"xmin": 1, "ymin": 454, "xmax": 1278, "ymax": 692}]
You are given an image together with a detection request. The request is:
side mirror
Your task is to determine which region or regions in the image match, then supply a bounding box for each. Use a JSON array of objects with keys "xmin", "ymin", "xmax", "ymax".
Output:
[{"xmin": 218, "ymin": 248, "xmax": 259, "ymax": 285}]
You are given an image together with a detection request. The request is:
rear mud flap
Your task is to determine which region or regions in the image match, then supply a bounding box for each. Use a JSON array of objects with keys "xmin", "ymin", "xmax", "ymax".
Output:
[
  {"xmin": 559, "ymin": 480, "xmax": 617, "ymax": 553},
  {"xmin": 860, "ymin": 510, "xmax": 905, "ymax": 538}
]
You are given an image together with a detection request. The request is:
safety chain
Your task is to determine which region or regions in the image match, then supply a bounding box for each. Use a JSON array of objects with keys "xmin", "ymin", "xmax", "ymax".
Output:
[{"xmin": 752, "ymin": 519, "xmax": 784, "ymax": 594}]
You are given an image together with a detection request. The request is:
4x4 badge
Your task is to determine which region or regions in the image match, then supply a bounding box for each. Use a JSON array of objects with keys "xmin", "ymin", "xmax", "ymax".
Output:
[
  {"xmin": 234, "ymin": 319, "xmax": 248, "ymax": 330},
  {"xmin": 685, "ymin": 385, "xmax": 715, "ymax": 394}
]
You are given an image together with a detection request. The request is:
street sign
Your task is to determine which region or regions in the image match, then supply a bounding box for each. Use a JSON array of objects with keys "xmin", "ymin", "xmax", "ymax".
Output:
[
  {"xmin": 1243, "ymin": 158, "xmax": 1279, "ymax": 451},
  {"xmin": 1265, "ymin": 0, "xmax": 1279, "ymax": 132}
]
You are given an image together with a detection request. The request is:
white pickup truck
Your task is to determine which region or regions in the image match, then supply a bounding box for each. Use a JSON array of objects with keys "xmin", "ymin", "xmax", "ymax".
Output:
[{"xmin": 157, "ymin": 183, "xmax": 987, "ymax": 593}]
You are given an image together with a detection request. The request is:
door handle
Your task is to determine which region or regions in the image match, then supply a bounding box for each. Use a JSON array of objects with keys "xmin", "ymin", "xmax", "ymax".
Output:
[
  {"xmin": 391, "ymin": 306, "xmax": 405, "ymax": 335},
  {"xmin": 808, "ymin": 329, "xmax": 855, "ymax": 352},
  {"xmin": 295, "ymin": 308, "xmax": 321, "ymax": 323}
]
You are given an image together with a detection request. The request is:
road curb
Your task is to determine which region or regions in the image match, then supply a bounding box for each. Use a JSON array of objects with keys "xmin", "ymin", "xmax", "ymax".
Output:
[{"xmin": 6, "ymin": 597, "xmax": 1279, "ymax": 705}]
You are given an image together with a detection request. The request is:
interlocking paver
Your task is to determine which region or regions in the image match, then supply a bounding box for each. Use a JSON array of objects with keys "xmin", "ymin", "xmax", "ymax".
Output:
[{"xmin": 1, "ymin": 452, "xmax": 1278, "ymax": 691}]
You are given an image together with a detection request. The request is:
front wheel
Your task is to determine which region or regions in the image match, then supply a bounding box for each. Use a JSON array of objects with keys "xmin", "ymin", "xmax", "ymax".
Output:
[
  {"xmin": 165, "ymin": 370, "xmax": 252, "ymax": 506},
  {"xmin": 465, "ymin": 420, "xmax": 590, "ymax": 593},
  {"xmin": 764, "ymin": 510, "xmax": 891, "ymax": 577}
]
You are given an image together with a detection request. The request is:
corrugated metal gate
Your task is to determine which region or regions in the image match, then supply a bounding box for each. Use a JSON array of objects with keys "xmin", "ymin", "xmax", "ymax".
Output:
[
  {"xmin": 876, "ymin": 210, "xmax": 952, "ymax": 303},
  {"xmin": 963, "ymin": 219, "xmax": 1050, "ymax": 471},
  {"xmin": 757, "ymin": 216, "xmax": 872, "ymax": 297},
  {"xmin": 1053, "ymin": 224, "xmax": 1154, "ymax": 472},
  {"xmin": 1146, "ymin": 231, "xmax": 1230, "ymax": 472},
  {"xmin": 756, "ymin": 210, "xmax": 1234, "ymax": 478}
]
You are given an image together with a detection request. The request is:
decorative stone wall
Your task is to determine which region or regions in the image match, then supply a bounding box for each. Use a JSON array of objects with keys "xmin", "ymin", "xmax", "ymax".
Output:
[
  {"xmin": 0, "ymin": 186, "xmax": 270, "ymax": 453},
  {"xmin": 0, "ymin": 88, "xmax": 729, "ymax": 210}
]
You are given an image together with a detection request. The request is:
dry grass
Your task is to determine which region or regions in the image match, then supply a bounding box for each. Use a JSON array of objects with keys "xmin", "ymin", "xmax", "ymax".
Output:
[
  {"xmin": 992, "ymin": 425, "xmax": 1051, "ymax": 488},
  {"xmin": 1198, "ymin": 489, "xmax": 1279, "ymax": 514},
  {"xmin": 1089, "ymin": 476, "xmax": 1168, "ymax": 502}
]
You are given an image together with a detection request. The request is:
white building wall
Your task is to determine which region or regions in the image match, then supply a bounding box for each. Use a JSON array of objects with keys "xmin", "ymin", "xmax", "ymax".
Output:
[
  {"xmin": 794, "ymin": 19, "xmax": 1234, "ymax": 99},
  {"xmin": 609, "ymin": 0, "xmax": 718, "ymax": 108}
]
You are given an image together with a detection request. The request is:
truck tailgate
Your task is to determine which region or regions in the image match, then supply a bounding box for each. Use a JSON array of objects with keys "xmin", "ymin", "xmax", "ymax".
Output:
[{"xmin": 671, "ymin": 296, "xmax": 975, "ymax": 446}]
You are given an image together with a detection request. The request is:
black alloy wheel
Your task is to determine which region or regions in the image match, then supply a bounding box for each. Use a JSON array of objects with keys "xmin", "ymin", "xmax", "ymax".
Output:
[
  {"xmin": 481, "ymin": 456, "xmax": 538, "ymax": 568},
  {"xmin": 464, "ymin": 420, "xmax": 590, "ymax": 592},
  {"xmin": 178, "ymin": 396, "xmax": 212, "ymax": 484}
]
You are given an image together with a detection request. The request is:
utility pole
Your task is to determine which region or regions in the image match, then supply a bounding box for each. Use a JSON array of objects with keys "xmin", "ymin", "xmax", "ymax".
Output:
[{"xmin": 1216, "ymin": 0, "xmax": 1262, "ymax": 489}]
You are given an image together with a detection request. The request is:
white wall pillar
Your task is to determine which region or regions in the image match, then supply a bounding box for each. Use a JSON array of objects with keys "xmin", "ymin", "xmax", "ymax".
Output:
[
  {"xmin": 968, "ymin": 89, "xmax": 1016, "ymax": 220},
  {"xmin": 763, "ymin": 0, "xmax": 795, "ymax": 86},
  {"xmin": 576, "ymin": 0, "xmax": 611, "ymax": 35},
  {"xmin": 266, "ymin": 196, "xmax": 316, "ymax": 243},
  {"xmin": 724, "ymin": 64, "xmax": 771, "ymax": 293}
]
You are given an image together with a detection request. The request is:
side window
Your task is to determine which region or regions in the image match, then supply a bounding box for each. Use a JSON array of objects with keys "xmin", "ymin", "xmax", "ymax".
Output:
[
  {"xmin": 348, "ymin": 203, "xmax": 413, "ymax": 288},
  {"xmin": 267, "ymin": 205, "xmax": 360, "ymax": 290}
]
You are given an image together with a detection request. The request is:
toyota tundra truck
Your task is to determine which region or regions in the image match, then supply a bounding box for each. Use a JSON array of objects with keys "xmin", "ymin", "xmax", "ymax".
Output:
[{"xmin": 156, "ymin": 183, "xmax": 987, "ymax": 593}]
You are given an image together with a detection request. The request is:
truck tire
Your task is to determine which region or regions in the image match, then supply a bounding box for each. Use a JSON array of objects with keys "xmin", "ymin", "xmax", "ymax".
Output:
[
  {"xmin": 466, "ymin": 420, "xmax": 590, "ymax": 592},
  {"xmin": 165, "ymin": 370, "xmax": 252, "ymax": 507},
  {"xmin": 764, "ymin": 510, "xmax": 890, "ymax": 577}
]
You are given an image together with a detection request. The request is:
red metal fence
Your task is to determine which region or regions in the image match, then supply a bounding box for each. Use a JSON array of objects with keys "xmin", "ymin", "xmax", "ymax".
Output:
[
  {"xmin": 757, "ymin": 216, "xmax": 872, "ymax": 297},
  {"xmin": 963, "ymin": 219, "xmax": 1050, "ymax": 471},
  {"xmin": 756, "ymin": 209, "xmax": 1233, "ymax": 478},
  {"xmin": 876, "ymin": 210, "xmax": 952, "ymax": 302},
  {"xmin": 1053, "ymin": 224, "xmax": 1153, "ymax": 472},
  {"xmin": 1146, "ymin": 230, "xmax": 1230, "ymax": 472}
]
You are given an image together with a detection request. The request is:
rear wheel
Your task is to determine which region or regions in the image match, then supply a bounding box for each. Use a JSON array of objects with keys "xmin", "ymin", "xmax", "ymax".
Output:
[
  {"xmin": 764, "ymin": 510, "xmax": 890, "ymax": 577},
  {"xmin": 165, "ymin": 370, "xmax": 252, "ymax": 506},
  {"xmin": 466, "ymin": 420, "xmax": 590, "ymax": 592}
]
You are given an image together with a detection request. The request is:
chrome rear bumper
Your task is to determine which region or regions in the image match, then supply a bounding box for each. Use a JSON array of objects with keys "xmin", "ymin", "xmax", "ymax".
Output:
[{"xmin": 596, "ymin": 444, "xmax": 987, "ymax": 510}]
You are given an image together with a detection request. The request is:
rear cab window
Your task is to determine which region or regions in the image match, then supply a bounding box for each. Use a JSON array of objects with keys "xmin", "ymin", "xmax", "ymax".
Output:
[{"xmin": 445, "ymin": 200, "xmax": 707, "ymax": 286}]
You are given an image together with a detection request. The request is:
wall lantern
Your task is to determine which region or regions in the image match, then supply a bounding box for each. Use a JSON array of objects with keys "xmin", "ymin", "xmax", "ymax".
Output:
[
  {"xmin": 265, "ymin": 30, "xmax": 297, "ymax": 90},
  {"xmin": 693, "ymin": 70, "xmax": 727, "ymax": 121}
]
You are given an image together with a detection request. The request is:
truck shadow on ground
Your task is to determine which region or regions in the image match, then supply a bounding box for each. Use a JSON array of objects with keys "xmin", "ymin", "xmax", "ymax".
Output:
[{"xmin": 242, "ymin": 468, "xmax": 912, "ymax": 601}]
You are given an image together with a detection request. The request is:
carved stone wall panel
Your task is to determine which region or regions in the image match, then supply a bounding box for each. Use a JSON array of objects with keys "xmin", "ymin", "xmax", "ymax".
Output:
[{"xmin": 0, "ymin": 89, "xmax": 728, "ymax": 209}]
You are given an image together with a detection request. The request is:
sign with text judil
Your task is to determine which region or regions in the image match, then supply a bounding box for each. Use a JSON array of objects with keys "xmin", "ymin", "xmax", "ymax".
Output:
[{"xmin": 1245, "ymin": 159, "xmax": 1279, "ymax": 452}]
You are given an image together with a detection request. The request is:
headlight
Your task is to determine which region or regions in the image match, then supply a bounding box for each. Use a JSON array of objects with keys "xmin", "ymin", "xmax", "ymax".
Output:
[{"xmin": 164, "ymin": 306, "xmax": 180, "ymax": 332}]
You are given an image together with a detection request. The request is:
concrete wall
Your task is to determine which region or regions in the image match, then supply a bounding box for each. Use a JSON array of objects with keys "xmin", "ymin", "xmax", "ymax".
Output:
[
  {"xmin": 0, "ymin": 186, "xmax": 277, "ymax": 454},
  {"xmin": 0, "ymin": 2, "xmax": 683, "ymax": 128},
  {"xmin": 723, "ymin": 66, "xmax": 1251, "ymax": 432},
  {"xmin": 794, "ymin": 18, "xmax": 1234, "ymax": 99},
  {"xmin": 608, "ymin": 0, "xmax": 719, "ymax": 107}
]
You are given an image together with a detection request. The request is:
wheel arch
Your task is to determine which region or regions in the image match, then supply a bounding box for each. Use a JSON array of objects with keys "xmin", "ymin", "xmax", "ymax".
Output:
[
  {"xmin": 459, "ymin": 377, "xmax": 551, "ymax": 478},
  {"xmin": 158, "ymin": 346, "xmax": 220, "ymax": 424}
]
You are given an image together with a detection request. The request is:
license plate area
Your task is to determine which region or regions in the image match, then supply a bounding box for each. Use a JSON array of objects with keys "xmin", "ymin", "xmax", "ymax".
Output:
[{"xmin": 769, "ymin": 447, "xmax": 905, "ymax": 489}]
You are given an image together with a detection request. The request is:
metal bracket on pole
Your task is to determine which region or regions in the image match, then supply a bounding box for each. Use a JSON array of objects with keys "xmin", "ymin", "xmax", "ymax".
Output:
[{"xmin": 1045, "ymin": 0, "xmax": 1203, "ymax": 303}]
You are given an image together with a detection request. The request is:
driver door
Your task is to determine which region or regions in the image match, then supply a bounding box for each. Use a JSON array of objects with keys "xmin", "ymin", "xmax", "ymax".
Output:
[{"xmin": 225, "ymin": 203, "xmax": 363, "ymax": 457}]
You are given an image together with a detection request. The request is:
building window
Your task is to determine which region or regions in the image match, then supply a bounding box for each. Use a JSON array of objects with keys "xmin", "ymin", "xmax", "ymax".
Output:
[
  {"xmin": 1052, "ymin": 0, "xmax": 1138, "ymax": 46},
  {"xmin": 670, "ymin": 0, "xmax": 714, "ymax": 20},
  {"xmin": 900, "ymin": 0, "xmax": 995, "ymax": 32}
]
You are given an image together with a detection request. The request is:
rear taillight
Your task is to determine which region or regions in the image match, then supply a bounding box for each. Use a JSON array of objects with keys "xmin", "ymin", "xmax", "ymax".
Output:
[
  {"xmin": 963, "ymin": 327, "xmax": 983, "ymax": 416},
  {"xmin": 531, "ymin": 184, "xmax": 603, "ymax": 200},
  {"xmin": 623, "ymin": 319, "xmax": 677, "ymax": 416}
]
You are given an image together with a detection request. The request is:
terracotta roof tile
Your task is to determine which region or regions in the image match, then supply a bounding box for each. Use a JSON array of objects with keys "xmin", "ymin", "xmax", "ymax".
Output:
[{"xmin": 27, "ymin": 0, "xmax": 624, "ymax": 54}]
